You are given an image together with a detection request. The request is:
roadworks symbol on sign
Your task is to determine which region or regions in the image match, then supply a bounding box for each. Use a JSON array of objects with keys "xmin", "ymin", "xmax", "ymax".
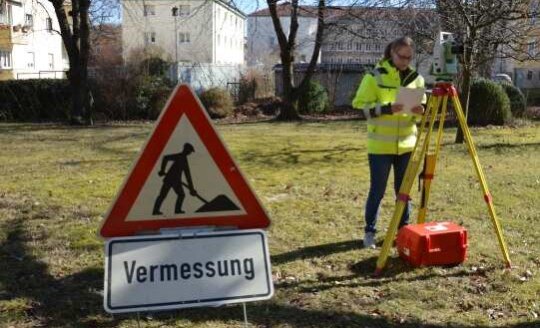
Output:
[{"xmin": 99, "ymin": 84, "xmax": 270, "ymax": 238}]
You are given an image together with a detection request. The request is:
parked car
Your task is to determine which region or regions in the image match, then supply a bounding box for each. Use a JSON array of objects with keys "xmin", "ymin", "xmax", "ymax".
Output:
[{"xmin": 492, "ymin": 73, "xmax": 512, "ymax": 84}]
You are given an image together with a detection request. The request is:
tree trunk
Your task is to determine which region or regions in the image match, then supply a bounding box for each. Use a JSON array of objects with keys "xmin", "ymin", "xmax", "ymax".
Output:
[
  {"xmin": 455, "ymin": 69, "xmax": 472, "ymax": 143},
  {"xmin": 68, "ymin": 67, "xmax": 84, "ymax": 125},
  {"xmin": 277, "ymin": 55, "xmax": 301, "ymax": 120},
  {"xmin": 455, "ymin": 32, "xmax": 475, "ymax": 144},
  {"xmin": 50, "ymin": 0, "xmax": 93, "ymax": 125},
  {"xmin": 278, "ymin": 98, "xmax": 301, "ymax": 120},
  {"xmin": 268, "ymin": 0, "xmax": 325, "ymax": 121}
]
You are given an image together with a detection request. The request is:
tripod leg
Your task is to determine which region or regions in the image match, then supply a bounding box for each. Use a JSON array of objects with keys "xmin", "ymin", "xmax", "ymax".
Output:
[
  {"xmin": 418, "ymin": 153, "xmax": 436, "ymax": 223},
  {"xmin": 450, "ymin": 90, "xmax": 512, "ymax": 268},
  {"xmin": 418, "ymin": 94, "xmax": 449, "ymax": 223},
  {"xmin": 374, "ymin": 93, "xmax": 443, "ymax": 275}
]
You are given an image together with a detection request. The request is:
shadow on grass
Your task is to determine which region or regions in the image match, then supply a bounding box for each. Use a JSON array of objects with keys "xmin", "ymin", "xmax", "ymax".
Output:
[
  {"xmin": 238, "ymin": 145, "xmax": 366, "ymax": 167},
  {"xmin": 275, "ymin": 255, "xmax": 471, "ymax": 293},
  {"xmin": 1, "ymin": 220, "xmax": 537, "ymax": 328},
  {"xmin": 0, "ymin": 218, "xmax": 121, "ymax": 327},
  {"xmin": 0, "ymin": 122, "xmax": 153, "ymax": 133},
  {"xmin": 122, "ymin": 297, "xmax": 539, "ymax": 328},
  {"xmin": 475, "ymin": 142, "xmax": 540, "ymax": 150},
  {"xmin": 271, "ymin": 239, "xmax": 361, "ymax": 265}
]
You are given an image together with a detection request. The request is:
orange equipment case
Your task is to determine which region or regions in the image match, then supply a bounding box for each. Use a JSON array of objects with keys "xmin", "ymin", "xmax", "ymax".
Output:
[{"xmin": 396, "ymin": 221, "xmax": 467, "ymax": 267}]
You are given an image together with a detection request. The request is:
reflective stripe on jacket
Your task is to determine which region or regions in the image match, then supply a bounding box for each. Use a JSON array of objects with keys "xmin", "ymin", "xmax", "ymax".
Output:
[{"xmin": 352, "ymin": 59, "xmax": 426, "ymax": 155}]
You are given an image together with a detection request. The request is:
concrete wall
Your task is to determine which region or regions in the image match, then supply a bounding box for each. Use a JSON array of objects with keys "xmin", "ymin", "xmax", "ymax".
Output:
[
  {"xmin": 274, "ymin": 64, "xmax": 368, "ymax": 107},
  {"xmin": 170, "ymin": 62, "xmax": 242, "ymax": 92}
]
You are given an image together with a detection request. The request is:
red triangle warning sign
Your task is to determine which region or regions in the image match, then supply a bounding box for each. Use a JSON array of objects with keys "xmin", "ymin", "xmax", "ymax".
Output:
[{"xmin": 99, "ymin": 84, "xmax": 270, "ymax": 238}]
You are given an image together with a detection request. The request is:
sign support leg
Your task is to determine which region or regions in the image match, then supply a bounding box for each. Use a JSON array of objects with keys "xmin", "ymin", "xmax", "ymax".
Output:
[{"xmin": 242, "ymin": 302, "xmax": 249, "ymax": 327}]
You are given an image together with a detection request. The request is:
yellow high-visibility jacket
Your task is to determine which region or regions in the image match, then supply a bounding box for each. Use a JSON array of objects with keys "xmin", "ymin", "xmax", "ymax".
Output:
[{"xmin": 352, "ymin": 59, "xmax": 426, "ymax": 155}]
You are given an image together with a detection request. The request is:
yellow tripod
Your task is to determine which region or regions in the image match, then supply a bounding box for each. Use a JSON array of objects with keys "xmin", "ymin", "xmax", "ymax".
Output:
[{"xmin": 374, "ymin": 82, "xmax": 512, "ymax": 275}]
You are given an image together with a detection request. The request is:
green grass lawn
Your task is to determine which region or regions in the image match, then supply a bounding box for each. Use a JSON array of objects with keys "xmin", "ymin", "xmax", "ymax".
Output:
[{"xmin": 0, "ymin": 120, "xmax": 539, "ymax": 327}]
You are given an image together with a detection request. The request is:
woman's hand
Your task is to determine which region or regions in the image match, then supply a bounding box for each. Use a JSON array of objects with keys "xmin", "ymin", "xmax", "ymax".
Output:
[
  {"xmin": 391, "ymin": 103, "xmax": 404, "ymax": 113},
  {"xmin": 411, "ymin": 105, "xmax": 424, "ymax": 115}
]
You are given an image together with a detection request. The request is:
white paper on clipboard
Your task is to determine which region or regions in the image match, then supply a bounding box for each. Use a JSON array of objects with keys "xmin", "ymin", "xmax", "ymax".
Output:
[{"xmin": 395, "ymin": 87, "xmax": 425, "ymax": 113}]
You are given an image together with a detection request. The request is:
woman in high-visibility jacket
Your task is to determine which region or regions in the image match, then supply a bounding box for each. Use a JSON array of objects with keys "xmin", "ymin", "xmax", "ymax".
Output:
[{"xmin": 352, "ymin": 36, "xmax": 426, "ymax": 248}]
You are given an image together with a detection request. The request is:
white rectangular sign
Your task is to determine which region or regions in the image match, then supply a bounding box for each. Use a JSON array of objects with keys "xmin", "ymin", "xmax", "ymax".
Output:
[{"xmin": 104, "ymin": 229, "xmax": 273, "ymax": 313}]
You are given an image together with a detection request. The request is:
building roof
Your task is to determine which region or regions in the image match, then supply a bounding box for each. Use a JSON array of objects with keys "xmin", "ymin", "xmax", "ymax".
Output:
[
  {"xmin": 249, "ymin": 2, "xmax": 319, "ymax": 18},
  {"xmin": 215, "ymin": 0, "xmax": 246, "ymax": 18},
  {"xmin": 249, "ymin": 3, "xmax": 435, "ymax": 21}
]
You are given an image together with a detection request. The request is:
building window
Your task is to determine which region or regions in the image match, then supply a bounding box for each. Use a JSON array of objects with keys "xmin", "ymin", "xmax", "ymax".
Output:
[
  {"xmin": 179, "ymin": 5, "xmax": 190, "ymax": 16},
  {"xmin": 355, "ymin": 42, "xmax": 362, "ymax": 51},
  {"xmin": 48, "ymin": 53, "xmax": 54, "ymax": 69},
  {"xmin": 0, "ymin": 50, "xmax": 12, "ymax": 69},
  {"xmin": 143, "ymin": 5, "xmax": 155, "ymax": 16},
  {"xmin": 527, "ymin": 70, "xmax": 533, "ymax": 80},
  {"xmin": 531, "ymin": 2, "xmax": 539, "ymax": 25},
  {"xmin": 46, "ymin": 18, "xmax": 53, "ymax": 31},
  {"xmin": 347, "ymin": 41, "xmax": 353, "ymax": 50},
  {"xmin": 528, "ymin": 41, "xmax": 537, "ymax": 56},
  {"xmin": 374, "ymin": 44, "xmax": 381, "ymax": 51},
  {"xmin": 144, "ymin": 32, "xmax": 156, "ymax": 45},
  {"xmin": 25, "ymin": 14, "xmax": 33, "ymax": 27},
  {"xmin": 27, "ymin": 52, "xmax": 35, "ymax": 68},
  {"xmin": 0, "ymin": 4, "xmax": 12, "ymax": 25},
  {"xmin": 179, "ymin": 32, "xmax": 190, "ymax": 43}
]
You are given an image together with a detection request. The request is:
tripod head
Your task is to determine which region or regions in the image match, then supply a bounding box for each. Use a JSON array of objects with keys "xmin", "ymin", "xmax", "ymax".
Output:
[{"xmin": 430, "ymin": 32, "xmax": 464, "ymax": 81}]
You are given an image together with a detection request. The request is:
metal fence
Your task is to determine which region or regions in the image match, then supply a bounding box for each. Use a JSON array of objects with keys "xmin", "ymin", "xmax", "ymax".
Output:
[
  {"xmin": 169, "ymin": 63, "xmax": 243, "ymax": 93},
  {"xmin": 16, "ymin": 70, "xmax": 66, "ymax": 79}
]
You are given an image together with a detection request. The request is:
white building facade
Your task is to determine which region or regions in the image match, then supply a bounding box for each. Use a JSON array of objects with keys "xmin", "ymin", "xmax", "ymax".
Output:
[
  {"xmin": 122, "ymin": 0, "xmax": 245, "ymax": 65},
  {"xmin": 0, "ymin": 0, "xmax": 68, "ymax": 80},
  {"xmin": 247, "ymin": 6, "xmax": 320, "ymax": 67}
]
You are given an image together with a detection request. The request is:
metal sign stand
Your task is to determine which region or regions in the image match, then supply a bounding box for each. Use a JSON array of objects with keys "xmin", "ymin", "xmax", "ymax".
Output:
[{"xmin": 242, "ymin": 302, "xmax": 249, "ymax": 327}]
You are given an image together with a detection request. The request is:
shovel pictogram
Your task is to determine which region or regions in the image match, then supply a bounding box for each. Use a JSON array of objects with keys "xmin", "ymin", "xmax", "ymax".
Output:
[{"xmin": 182, "ymin": 182, "xmax": 240, "ymax": 213}]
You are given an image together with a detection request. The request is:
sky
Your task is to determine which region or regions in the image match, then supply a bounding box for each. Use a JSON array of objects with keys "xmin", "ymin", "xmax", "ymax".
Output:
[
  {"xmin": 233, "ymin": 0, "xmax": 404, "ymax": 16},
  {"xmin": 233, "ymin": 1, "xmax": 267, "ymax": 15}
]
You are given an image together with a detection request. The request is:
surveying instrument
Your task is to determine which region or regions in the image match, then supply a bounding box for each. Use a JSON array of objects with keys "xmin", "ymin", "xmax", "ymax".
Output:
[{"xmin": 374, "ymin": 32, "xmax": 512, "ymax": 274}]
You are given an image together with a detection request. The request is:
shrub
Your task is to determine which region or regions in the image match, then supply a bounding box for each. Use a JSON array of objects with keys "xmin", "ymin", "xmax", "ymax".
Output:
[
  {"xmin": 140, "ymin": 57, "xmax": 170, "ymax": 77},
  {"xmin": 500, "ymin": 83, "xmax": 526, "ymax": 117},
  {"xmin": 134, "ymin": 76, "xmax": 173, "ymax": 120},
  {"xmin": 0, "ymin": 79, "xmax": 71, "ymax": 122},
  {"xmin": 199, "ymin": 87, "xmax": 234, "ymax": 118},
  {"xmin": 468, "ymin": 79, "xmax": 511, "ymax": 126},
  {"xmin": 298, "ymin": 80, "xmax": 330, "ymax": 114},
  {"xmin": 238, "ymin": 74, "xmax": 257, "ymax": 105}
]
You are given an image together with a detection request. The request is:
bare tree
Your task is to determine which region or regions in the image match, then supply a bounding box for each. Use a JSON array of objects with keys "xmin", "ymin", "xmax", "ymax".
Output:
[
  {"xmin": 433, "ymin": 0, "xmax": 534, "ymax": 142},
  {"xmin": 48, "ymin": 0, "xmax": 93, "ymax": 125},
  {"xmin": 267, "ymin": 0, "xmax": 326, "ymax": 120}
]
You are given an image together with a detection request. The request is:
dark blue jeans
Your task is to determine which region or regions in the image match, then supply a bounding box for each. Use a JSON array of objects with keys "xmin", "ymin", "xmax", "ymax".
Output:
[{"xmin": 365, "ymin": 152, "xmax": 412, "ymax": 233}]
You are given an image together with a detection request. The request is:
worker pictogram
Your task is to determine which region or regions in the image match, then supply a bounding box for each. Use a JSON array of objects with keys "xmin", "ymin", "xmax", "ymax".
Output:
[{"xmin": 99, "ymin": 84, "xmax": 270, "ymax": 238}]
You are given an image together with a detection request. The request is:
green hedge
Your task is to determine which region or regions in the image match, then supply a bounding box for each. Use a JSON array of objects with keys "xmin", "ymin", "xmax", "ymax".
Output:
[
  {"xmin": 468, "ymin": 79, "xmax": 511, "ymax": 126},
  {"xmin": 298, "ymin": 80, "xmax": 330, "ymax": 114},
  {"xmin": 0, "ymin": 79, "xmax": 72, "ymax": 122},
  {"xmin": 500, "ymin": 83, "xmax": 526, "ymax": 117}
]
